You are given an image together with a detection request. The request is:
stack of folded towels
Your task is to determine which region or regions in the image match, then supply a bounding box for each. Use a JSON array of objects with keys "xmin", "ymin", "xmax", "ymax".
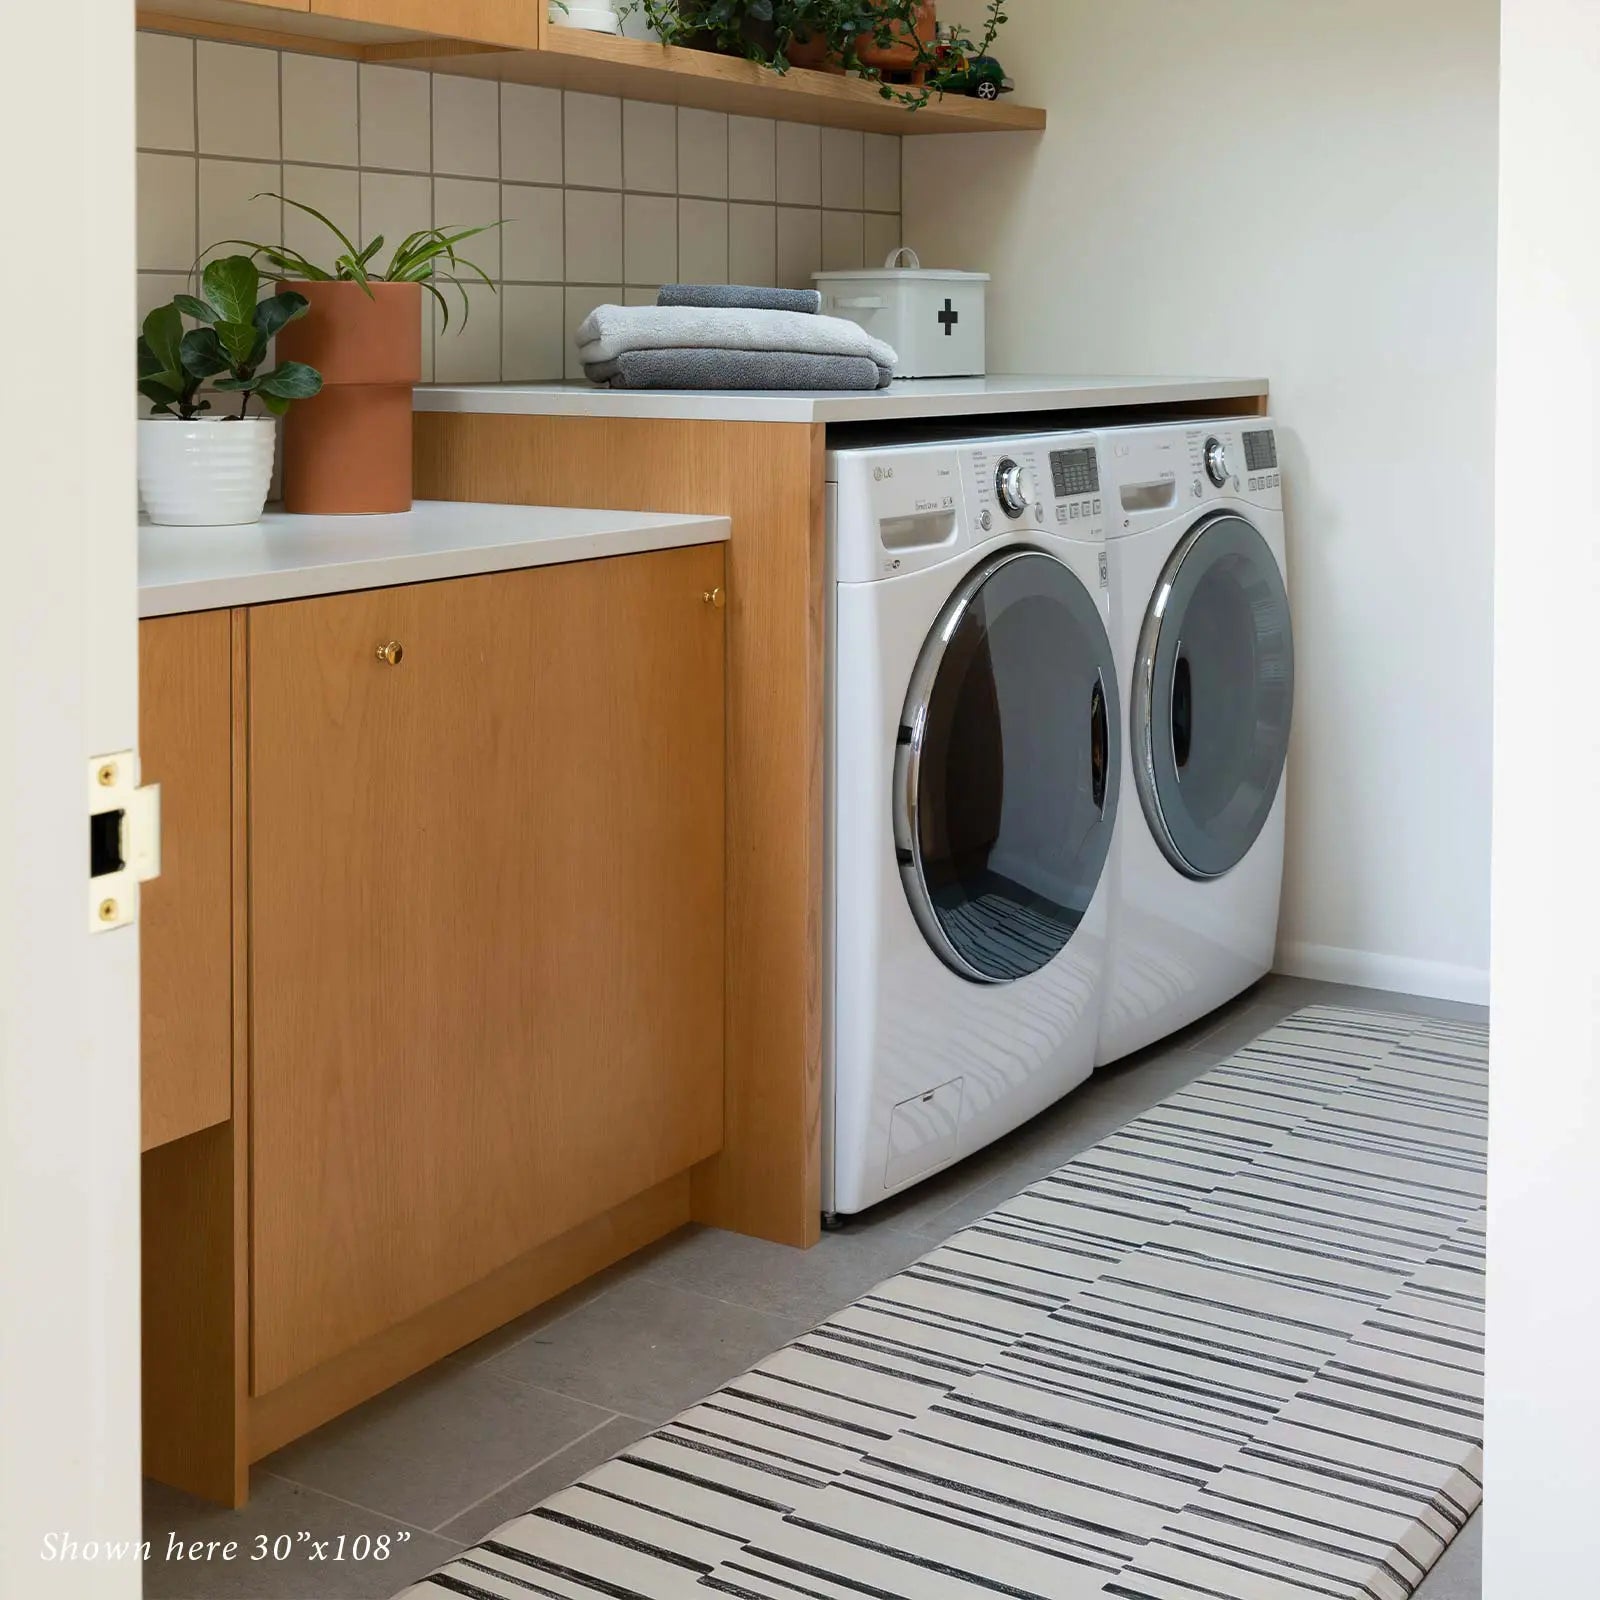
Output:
[{"xmin": 577, "ymin": 283, "xmax": 898, "ymax": 392}]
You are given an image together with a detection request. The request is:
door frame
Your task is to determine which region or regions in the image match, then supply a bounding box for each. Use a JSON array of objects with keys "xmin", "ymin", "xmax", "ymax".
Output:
[{"xmin": 0, "ymin": 3, "xmax": 142, "ymax": 1596}]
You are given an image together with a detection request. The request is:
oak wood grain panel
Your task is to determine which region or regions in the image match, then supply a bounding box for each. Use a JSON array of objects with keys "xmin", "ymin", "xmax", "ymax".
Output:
[
  {"xmin": 141, "ymin": 1124, "xmax": 248, "ymax": 1507},
  {"xmin": 140, "ymin": 612, "xmax": 233, "ymax": 1152},
  {"xmin": 250, "ymin": 1173, "xmax": 690, "ymax": 1457},
  {"xmin": 314, "ymin": 0, "xmax": 537, "ymax": 49},
  {"xmin": 248, "ymin": 546, "xmax": 726, "ymax": 1391},
  {"xmin": 369, "ymin": 31, "xmax": 1047, "ymax": 134},
  {"xmin": 415, "ymin": 414, "xmax": 825, "ymax": 1249}
]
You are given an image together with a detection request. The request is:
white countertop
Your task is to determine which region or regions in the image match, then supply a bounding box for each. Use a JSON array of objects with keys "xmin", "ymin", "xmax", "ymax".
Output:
[
  {"xmin": 413, "ymin": 375, "xmax": 1270, "ymax": 426},
  {"xmin": 139, "ymin": 502, "xmax": 730, "ymax": 618}
]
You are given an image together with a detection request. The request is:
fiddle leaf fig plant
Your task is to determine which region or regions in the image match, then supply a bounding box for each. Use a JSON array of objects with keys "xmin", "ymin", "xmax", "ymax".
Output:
[{"xmin": 137, "ymin": 255, "xmax": 324, "ymax": 420}]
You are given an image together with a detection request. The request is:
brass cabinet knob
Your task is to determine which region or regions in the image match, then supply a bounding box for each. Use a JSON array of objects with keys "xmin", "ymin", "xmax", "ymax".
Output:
[
  {"xmin": 702, "ymin": 587, "xmax": 726, "ymax": 610},
  {"xmin": 376, "ymin": 640, "xmax": 405, "ymax": 666}
]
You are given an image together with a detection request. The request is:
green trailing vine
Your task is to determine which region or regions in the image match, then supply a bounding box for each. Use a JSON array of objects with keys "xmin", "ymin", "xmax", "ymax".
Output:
[{"xmin": 619, "ymin": 0, "xmax": 1009, "ymax": 106}]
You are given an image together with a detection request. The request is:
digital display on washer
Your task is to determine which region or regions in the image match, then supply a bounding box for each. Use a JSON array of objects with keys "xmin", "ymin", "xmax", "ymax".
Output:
[
  {"xmin": 1243, "ymin": 429, "xmax": 1278, "ymax": 471},
  {"xmin": 1050, "ymin": 447, "xmax": 1100, "ymax": 498}
]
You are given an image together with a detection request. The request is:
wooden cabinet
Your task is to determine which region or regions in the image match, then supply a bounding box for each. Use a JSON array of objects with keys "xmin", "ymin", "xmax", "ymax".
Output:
[
  {"xmin": 246, "ymin": 545, "xmax": 725, "ymax": 1390},
  {"xmin": 140, "ymin": 542, "xmax": 726, "ymax": 1498},
  {"xmin": 140, "ymin": 612, "xmax": 234, "ymax": 1151}
]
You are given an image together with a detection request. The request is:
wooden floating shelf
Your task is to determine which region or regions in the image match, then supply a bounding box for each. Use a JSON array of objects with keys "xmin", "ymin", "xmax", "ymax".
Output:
[{"xmin": 139, "ymin": 2, "xmax": 1047, "ymax": 136}]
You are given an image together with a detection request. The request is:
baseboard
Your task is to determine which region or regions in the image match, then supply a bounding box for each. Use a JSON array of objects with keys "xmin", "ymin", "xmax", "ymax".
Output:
[{"xmin": 1275, "ymin": 941, "xmax": 1490, "ymax": 1007}]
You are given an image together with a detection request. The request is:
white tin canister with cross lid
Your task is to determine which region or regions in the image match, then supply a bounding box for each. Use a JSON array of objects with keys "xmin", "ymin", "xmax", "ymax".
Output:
[{"xmin": 814, "ymin": 248, "xmax": 990, "ymax": 380}]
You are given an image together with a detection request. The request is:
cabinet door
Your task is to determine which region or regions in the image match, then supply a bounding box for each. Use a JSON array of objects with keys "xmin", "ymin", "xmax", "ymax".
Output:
[
  {"xmin": 248, "ymin": 547, "xmax": 726, "ymax": 1392},
  {"xmin": 140, "ymin": 612, "xmax": 234, "ymax": 1151}
]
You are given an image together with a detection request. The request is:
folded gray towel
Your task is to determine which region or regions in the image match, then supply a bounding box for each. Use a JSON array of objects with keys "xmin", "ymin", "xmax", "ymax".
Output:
[
  {"xmin": 576, "ymin": 303, "xmax": 897, "ymax": 371},
  {"xmin": 658, "ymin": 284, "xmax": 823, "ymax": 315},
  {"xmin": 584, "ymin": 348, "xmax": 891, "ymax": 392}
]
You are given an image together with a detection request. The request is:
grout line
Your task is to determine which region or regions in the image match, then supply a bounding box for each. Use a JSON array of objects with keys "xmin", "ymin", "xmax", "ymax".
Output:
[
  {"xmin": 254, "ymin": 1470, "xmax": 445, "ymax": 1543},
  {"xmin": 427, "ymin": 1412, "xmax": 622, "ymax": 1536}
]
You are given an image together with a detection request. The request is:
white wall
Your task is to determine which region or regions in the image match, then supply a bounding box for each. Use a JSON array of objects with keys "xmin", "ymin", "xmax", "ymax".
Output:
[
  {"xmin": 907, "ymin": 0, "xmax": 1498, "ymax": 1001},
  {"xmin": 1486, "ymin": 0, "xmax": 1600, "ymax": 1590}
]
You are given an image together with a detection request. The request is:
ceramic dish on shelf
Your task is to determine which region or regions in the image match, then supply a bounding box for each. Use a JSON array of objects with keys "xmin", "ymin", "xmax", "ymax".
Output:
[{"xmin": 550, "ymin": 2, "xmax": 621, "ymax": 32}]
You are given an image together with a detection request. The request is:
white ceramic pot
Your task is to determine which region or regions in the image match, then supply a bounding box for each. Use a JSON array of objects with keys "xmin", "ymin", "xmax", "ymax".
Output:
[
  {"xmin": 550, "ymin": 1, "xmax": 620, "ymax": 33},
  {"xmin": 137, "ymin": 417, "xmax": 276, "ymax": 527}
]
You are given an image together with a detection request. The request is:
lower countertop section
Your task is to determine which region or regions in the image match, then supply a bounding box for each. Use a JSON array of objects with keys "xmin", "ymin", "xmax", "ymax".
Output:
[
  {"xmin": 138, "ymin": 502, "xmax": 732, "ymax": 618},
  {"xmin": 413, "ymin": 374, "xmax": 1270, "ymax": 426}
]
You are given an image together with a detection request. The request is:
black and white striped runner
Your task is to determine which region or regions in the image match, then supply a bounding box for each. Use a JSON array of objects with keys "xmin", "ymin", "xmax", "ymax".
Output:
[{"xmin": 402, "ymin": 1006, "xmax": 1486, "ymax": 1600}]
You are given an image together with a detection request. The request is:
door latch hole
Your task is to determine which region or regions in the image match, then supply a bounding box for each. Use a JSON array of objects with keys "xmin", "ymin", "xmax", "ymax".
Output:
[{"xmin": 90, "ymin": 809, "xmax": 125, "ymax": 878}]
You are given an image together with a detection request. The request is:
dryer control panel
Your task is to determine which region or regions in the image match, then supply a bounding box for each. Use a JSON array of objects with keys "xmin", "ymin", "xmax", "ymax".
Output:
[
  {"xmin": 1102, "ymin": 418, "xmax": 1282, "ymax": 537},
  {"xmin": 828, "ymin": 432, "xmax": 1109, "ymax": 584}
]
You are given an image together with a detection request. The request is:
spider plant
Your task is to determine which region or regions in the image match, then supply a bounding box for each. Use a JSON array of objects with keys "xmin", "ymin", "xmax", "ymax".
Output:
[{"xmin": 218, "ymin": 194, "xmax": 504, "ymax": 330}]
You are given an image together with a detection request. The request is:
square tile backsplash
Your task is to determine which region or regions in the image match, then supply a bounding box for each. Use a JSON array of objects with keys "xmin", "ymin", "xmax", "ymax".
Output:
[{"xmin": 136, "ymin": 34, "xmax": 903, "ymax": 385}]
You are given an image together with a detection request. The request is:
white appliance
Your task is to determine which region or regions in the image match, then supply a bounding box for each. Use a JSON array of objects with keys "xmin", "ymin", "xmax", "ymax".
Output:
[
  {"xmin": 824, "ymin": 432, "xmax": 1119, "ymax": 1219},
  {"xmin": 815, "ymin": 249, "xmax": 989, "ymax": 379},
  {"xmin": 1095, "ymin": 419, "xmax": 1294, "ymax": 1066}
]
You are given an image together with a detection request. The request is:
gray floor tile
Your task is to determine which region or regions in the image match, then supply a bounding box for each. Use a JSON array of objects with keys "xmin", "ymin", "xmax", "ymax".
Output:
[
  {"xmin": 143, "ymin": 1474, "xmax": 452, "ymax": 1599},
  {"xmin": 483, "ymin": 1275, "xmax": 811, "ymax": 1422},
  {"xmin": 264, "ymin": 1358, "xmax": 610, "ymax": 1531},
  {"xmin": 1413, "ymin": 1511, "xmax": 1482, "ymax": 1598},
  {"xmin": 634, "ymin": 1221, "xmax": 931, "ymax": 1326},
  {"xmin": 436, "ymin": 1415, "xmax": 654, "ymax": 1547}
]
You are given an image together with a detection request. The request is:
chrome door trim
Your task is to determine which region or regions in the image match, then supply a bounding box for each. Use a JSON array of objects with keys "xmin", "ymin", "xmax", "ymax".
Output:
[
  {"xmin": 892, "ymin": 547, "xmax": 1052, "ymax": 985},
  {"xmin": 1131, "ymin": 511, "xmax": 1282, "ymax": 881}
]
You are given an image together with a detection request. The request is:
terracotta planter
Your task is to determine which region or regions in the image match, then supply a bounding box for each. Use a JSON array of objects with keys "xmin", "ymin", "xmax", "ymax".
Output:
[
  {"xmin": 274, "ymin": 280, "xmax": 422, "ymax": 515},
  {"xmin": 855, "ymin": 0, "xmax": 937, "ymax": 84},
  {"xmin": 786, "ymin": 32, "xmax": 847, "ymax": 74}
]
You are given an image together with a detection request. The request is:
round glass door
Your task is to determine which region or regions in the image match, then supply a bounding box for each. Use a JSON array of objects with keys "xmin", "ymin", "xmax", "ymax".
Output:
[
  {"xmin": 1132, "ymin": 513, "xmax": 1294, "ymax": 880},
  {"xmin": 894, "ymin": 549, "xmax": 1120, "ymax": 984}
]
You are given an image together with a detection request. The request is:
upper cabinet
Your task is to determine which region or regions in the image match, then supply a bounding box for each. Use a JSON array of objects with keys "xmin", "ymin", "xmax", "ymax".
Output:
[{"xmin": 139, "ymin": 0, "xmax": 1046, "ymax": 135}]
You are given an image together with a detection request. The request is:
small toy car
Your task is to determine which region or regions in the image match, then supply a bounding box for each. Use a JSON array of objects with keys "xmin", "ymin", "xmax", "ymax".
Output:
[{"xmin": 937, "ymin": 52, "xmax": 1014, "ymax": 100}]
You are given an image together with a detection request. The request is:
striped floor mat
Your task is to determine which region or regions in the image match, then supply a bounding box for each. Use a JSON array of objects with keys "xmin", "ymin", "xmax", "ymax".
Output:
[{"xmin": 402, "ymin": 1005, "xmax": 1487, "ymax": 1600}]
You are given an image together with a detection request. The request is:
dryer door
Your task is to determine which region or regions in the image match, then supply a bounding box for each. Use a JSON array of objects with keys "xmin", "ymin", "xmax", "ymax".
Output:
[
  {"xmin": 1132, "ymin": 512, "xmax": 1294, "ymax": 880},
  {"xmin": 894, "ymin": 548, "xmax": 1120, "ymax": 984}
]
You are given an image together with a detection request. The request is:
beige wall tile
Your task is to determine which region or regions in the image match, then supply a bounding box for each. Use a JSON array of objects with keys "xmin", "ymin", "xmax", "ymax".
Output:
[
  {"xmin": 822, "ymin": 208, "xmax": 865, "ymax": 272},
  {"xmin": 775, "ymin": 122, "xmax": 821, "ymax": 206},
  {"xmin": 623, "ymin": 101, "xmax": 677, "ymax": 195},
  {"xmin": 820, "ymin": 128, "xmax": 864, "ymax": 210},
  {"xmin": 502, "ymin": 183, "xmax": 564, "ymax": 282},
  {"xmin": 502, "ymin": 285, "xmax": 565, "ymax": 381},
  {"xmin": 678, "ymin": 109, "xmax": 728, "ymax": 199},
  {"xmin": 137, "ymin": 272, "xmax": 190, "ymax": 325},
  {"xmin": 864, "ymin": 132, "xmax": 901, "ymax": 213},
  {"xmin": 282, "ymin": 54, "xmax": 357, "ymax": 167},
  {"xmin": 775, "ymin": 206, "xmax": 821, "ymax": 291},
  {"xmin": 433, "ymin": 176, "xmax": 503, "ymax": 277},
  {"xmin": 728, "ymin": 116, "xmax": 776, "ymax": 202},
  {"xmin": 137, "ymin": 152, "xmax": 197, "ymax": 272},
  {"xmin": 677, "ymin": 199, "xmax": 728, "ymax": 285},
  {"xmin": 433, "ymin": 282, "xmax": 501, "ymax": 382},
  {"xmin": 625, "ymin": 193, "xmax": 678, "ymax": 287},
  {"xmin": 283, "ymin": 165, "xmax": 359, "ymax": 268},
  {"xmin": 624, "ymin": 286, "xmax": 660, "ymax": 306},
  {"xmin": 359, "ymin": 63, "xmax": 431, "ymax": 173},
  {"xmin": 360, "ymin": 169, "xmax": 432, "ymax": 259},
  {"xmin": 564, "ymin": 93, "xmax": 622, "ymax": 190},
  {"xmin": 863, "ymin": 211, "xmax": 903, "ymax": 268},
  {"xmin": 137, "ymin": 32, "xmax": 194, "ymax": 152},
  {"xmin": 502, "ymin": 83, "xmax": 562, "ymax": 185},
  {"xmin": 433, "ymin": 73, "xmax": 499, "ymax": 179},
  {"xmin": 196, "ymin": 42, "xmax": 279, "ymax": 160},
  {"xmin": 565, "ymin": 188, "xmax": 623, "ymax": 283},
  {"xmin": 728, "ymin": 203, "xmax": 776, "ymax": 288},
  {"xmin": 197, "ymin": 159, "xmax": 280, "ymax": 267}
]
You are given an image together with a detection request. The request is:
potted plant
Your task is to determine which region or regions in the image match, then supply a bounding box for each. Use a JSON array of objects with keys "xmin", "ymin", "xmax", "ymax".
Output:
[
  {"xmin": 136, "ymin": 257, "xmax": 322, "ymax": 527},
  {"xmin": 222, "ymin": 197, "xmax": 501, "ymax": 515}
]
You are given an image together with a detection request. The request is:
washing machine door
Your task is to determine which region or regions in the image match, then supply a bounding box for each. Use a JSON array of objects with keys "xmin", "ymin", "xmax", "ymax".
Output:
[
  {"xmin": 894, "ymin": 547, "xmax": 1120, "ymax": 985},
  {"xmin": 1132, "ymin": 512, "xmax": 1294, "ymax": 881}
]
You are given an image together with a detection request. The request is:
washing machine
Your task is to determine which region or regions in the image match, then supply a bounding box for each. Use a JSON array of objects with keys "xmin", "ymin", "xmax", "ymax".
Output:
[
  {"xmin": 1095, "ymin": 418, "xmax": 1294, "ymax": 1067},
  {"xmin": 824, "ymin": 432, "xmax": 1120, "ymax": 1219}
]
